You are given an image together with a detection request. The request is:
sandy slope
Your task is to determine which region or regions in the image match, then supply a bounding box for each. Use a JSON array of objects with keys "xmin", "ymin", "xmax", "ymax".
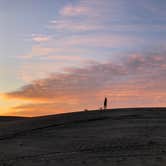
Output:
[
  {"xmin": 0, "ymin": 116, "xmax": 28, "ymax": 124},
  {"xmin": 0, "ymin": 108, "xmax": 166, "ymax": 166}
]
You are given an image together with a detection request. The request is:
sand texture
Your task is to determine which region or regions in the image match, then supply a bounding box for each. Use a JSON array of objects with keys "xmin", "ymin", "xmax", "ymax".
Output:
[{"xmin": 0, "ymin": 108, "xmax": 166, "ymax": 166}]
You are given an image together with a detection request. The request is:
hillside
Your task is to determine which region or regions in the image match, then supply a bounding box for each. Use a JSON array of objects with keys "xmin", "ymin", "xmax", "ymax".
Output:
[
  {"xmin": 0, "ymin": 107, "xmax": 166, "ymax": 166},
  {"xmin": 0, "ymin": 116, "xmax": 28, "ymax": 124}
]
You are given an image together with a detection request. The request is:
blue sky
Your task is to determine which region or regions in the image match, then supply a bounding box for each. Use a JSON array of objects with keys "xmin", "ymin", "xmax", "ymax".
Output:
[{"xmin": 0, "ymin": 0, "xmax": 166, "ymax": 116}]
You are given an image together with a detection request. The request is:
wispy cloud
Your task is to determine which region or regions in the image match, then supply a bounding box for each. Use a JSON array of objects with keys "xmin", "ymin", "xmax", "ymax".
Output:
[
  {"xmin": 21, "ymin": 0, "xmax": 166, "ymax": 62},
  {"xmin": 17, "ymin": 56, "xmax": 90, "ymax": 83},
  {"xmin": 32, "ymin": 35, "xmax": 51, "ymax": 43},
  {"xmin": 49, "ymin": 1, "xmax": 102, "ymax": 32},
  {"xmin": 20, "ymin": 45, "xmax": 54, "ymax": 58},
  {"xmin": 60, "ymin": 4, "xmax": 90, "ymax": 17},
  {"xmin": 49, "ymin": 0, "xmax": 166, "ymax": 34},
  {"xmin": 50, "ymin": 20, "xmax": 102, "ymax": 32}
]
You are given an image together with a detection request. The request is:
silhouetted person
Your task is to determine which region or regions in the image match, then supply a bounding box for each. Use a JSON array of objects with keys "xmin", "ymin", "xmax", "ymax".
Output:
[{"xmin": 104, "ymin": 97, "xmax": 107, "ymax": 110}]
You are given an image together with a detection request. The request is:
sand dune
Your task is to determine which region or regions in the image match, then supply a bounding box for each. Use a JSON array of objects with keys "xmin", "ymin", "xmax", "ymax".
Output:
[
  {"xmin": 0, "ymin": 116, "xmax": 28, "ymax": 124},
  {"xmin": 0, "ymin": 107, "xmax": 166, "ymax": 166}
]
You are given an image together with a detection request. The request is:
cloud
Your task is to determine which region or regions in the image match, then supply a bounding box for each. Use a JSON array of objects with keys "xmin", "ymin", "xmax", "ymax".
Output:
[
  {"xmin": 21, "ymin": 45, "xmax": 55, "ymax": 58},
  {"xmin": 20, "ymin": 45, "xmax": 89, "ymax": 59},
  {"xmin": 60, "ymin": 4, "xmax": 90, "ymax": 17},
  {"xmin": 18, "ymin": 44, "xmax": 93, "ymax": 82},
  {"xmin": 6, "ymin": 60, "xmax": 126, "ymax": 100},
  {"xmin": 49, "ymin": 0, "xmax": 124, "ymax": 32},
  {"xmin": 60, "ymin": 34, "xmax": 143, "ymax": 48},
  {"xmin": 50, "ymin": 19, "xmax": 102, "ymax": 32},
  {"xmin": 5, "ymin": 52, "xmax": 166, "ymax": 116},
  {"xmin": 49, "ymin": 1, "xmax": 103, "ymax": 32},
  {"xmin": 17, "ymin": 55, "xmax": 91, "ymax": 83},
  {"xmin": 32, "ymin": 35, "xmax": 50, "ymax": 43},
  {"xmin": 49, "ymin": 0, "xmax": 166, "ymax": 34},
  {"xmin": 22, "ymin": 0, "xmax": 166, "ymax": 63}
]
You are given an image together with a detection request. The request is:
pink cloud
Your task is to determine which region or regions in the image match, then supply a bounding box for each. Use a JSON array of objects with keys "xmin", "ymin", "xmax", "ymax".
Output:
[
  {"xmin": 32, "ymin": 36, "xmax": 50, "ymax": 43},
  {"xmin": 60, "ymin": 4, "xmax": 90, "ymax": 17},
  {"xmin": 5, "ymin": 52, "xmax": 166, "ymax": 116},
  {"xmin": 21, "ymin": 46, "xmax": 55, "ymax": 58},
  {"xmin": 50, "ymin": 20, "xmax": 102, "ymax": 32}
]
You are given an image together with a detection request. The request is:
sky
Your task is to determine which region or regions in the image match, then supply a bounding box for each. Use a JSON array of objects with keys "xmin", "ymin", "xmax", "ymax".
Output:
[{"xmin": 0, "ymin": 0, "xmax": 166, "ymax": 116}]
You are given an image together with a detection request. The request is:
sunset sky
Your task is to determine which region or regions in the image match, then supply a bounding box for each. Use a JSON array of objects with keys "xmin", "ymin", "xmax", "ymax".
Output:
[{"xmin": 0, "ymin": 0, "xmax": 166, "ymax": 116}]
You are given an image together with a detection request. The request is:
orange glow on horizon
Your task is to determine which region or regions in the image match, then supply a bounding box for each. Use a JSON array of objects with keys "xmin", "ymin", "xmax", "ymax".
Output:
[{"xmin": 1, "ymin": 86, "xmax": 166, "ymax": 117}]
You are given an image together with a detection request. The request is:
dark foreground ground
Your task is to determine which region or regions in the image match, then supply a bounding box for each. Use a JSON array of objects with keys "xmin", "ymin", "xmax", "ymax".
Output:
[{"xmin": 0, "ymin": 107, "xmax": 166, "ymax": 166}]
